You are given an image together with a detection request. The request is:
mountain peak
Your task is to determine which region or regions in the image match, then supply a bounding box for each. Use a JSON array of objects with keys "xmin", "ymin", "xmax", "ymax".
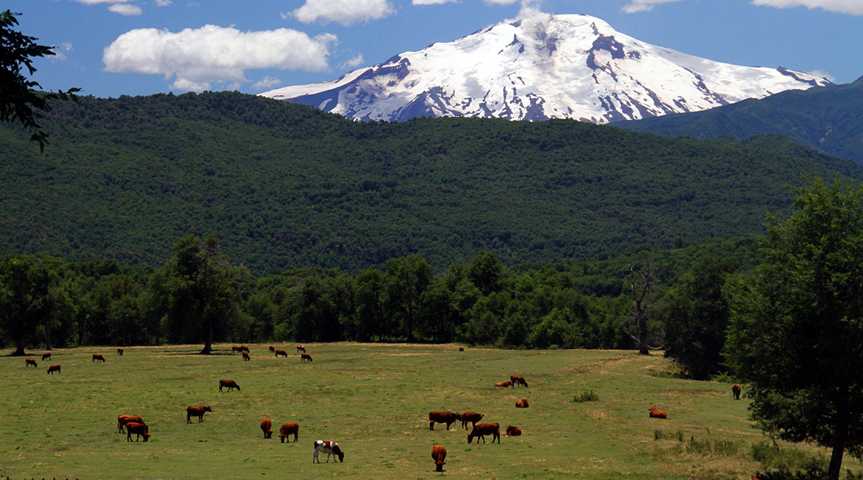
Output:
[{"xmin": 262, "ymin": 14, "xmax": 830, "ymax": 124}]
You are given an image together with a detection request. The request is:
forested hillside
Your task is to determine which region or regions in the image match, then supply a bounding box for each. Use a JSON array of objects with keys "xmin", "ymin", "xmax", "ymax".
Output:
[
  {"xmin": 621, "ymin": 77, "xmax": 863, "ymax": 165},
  {"xmin": 0, "ymin": 92, "xmax": 859, "ymax": 272}
]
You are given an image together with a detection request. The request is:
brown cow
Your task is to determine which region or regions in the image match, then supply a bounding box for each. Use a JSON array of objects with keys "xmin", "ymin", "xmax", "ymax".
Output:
[
  {"xmin": 431, "ymin": 444, "xmax": 447, "ymax": 472},
  {"xmin": 274, "ymin": 349, "xmax": 288, "ymax": 358},
  {"xmin": 242, "ymin": 352, "xmax": 251, "ymax": 362},
  {"xmin": 732, "ymin": 384, "xmax": 742, "ymax": 400},
  {"xmin": 460, "ymin": 411, "xmax": 483, "ymax": 430},
  {"xmin": 279, "ymin": 421, "xmax": 299, "ymax": 443},
  {"xmin": 429, "ymin": 411, "xmax": 459, "ymax": 431},
  {"xmin": 301, "ymin": 354, "xmax": 313, "ymax": 363},
  {"xmin": 260, "ymin": 417, "xmax": 273, "ymax": 439},
  {"xmin": 495, "ymin": 380, "xmax": 513, "ymax": 388},
  {"xmin": 186, "ymin": 405, "xmax": 212, "ymax": 423},
  {"xmin": 92, "ymin": 354, "xmax": 106, "ymax": 363},
  {"xmin": 219, "ymin": 379, "xmax": 241, "ymax": 392},
  {"xmin": 25, "ymin": 359, "xmax": 37, "ymax": 367},
  {"xmin": 506, "ymin": 426, "xmax": 522, "ymax": 437},
  {"xmin": 42, "ymin": 352, "xmax": 52, "ymax": 360},
  {"xmin": 648, "ymin": 405, "xmax": 668, "ymax": 419},
  {"xmin": 125, "ymin": 422, "xmax": 150, "ymax": 442},
  {"xmin": 296, "ymin": 345, "xmax": 306, "ymax": 353},
  {"xmin": 117, "ymin": 415, "xmax": 144, "ymax": 433},
  {"xmin": 515, "ymin": 399, "xmax": 529, "ymax": 408},
  {"xmin": 467, "ymin": 423, "xmax": 500, "ymax": 444},
  {"xmin": 510, "ymin": 375, "xmax": 529, "ymax": 388},
  {"xmin": 47, "ymin": 364, "xmax": 61, "ymax": 375},
  {"xmin": 117, "ymin": 348, "xmax": 124, "ymax": 356}
]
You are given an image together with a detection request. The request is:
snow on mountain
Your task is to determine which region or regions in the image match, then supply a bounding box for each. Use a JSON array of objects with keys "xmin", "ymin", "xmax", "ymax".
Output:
[{"xmin": 261, "ymin": 13, "xmax": 830, "ymax": 123}]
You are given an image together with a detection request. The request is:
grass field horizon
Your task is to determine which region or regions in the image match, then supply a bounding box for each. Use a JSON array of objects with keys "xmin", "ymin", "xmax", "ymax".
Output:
[{"xmin": 0, "ymin": 343, "xmax": 854, "ymax": 479}]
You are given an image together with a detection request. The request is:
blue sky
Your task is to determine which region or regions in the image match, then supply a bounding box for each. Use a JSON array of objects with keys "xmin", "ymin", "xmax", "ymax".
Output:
[{"xmin": 8, "ymin": 0, "xmax": 863, "ymax": 97}]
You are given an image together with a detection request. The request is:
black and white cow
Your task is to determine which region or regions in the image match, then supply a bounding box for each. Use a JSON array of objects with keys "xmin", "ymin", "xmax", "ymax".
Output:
[{"xmin": 313, "ymin": 440, "xmax": 345, "ymax": 463}]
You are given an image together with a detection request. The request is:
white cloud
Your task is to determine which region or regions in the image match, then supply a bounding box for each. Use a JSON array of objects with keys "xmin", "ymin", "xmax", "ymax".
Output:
[
  {"xmin": 483, "ymin": 0, "xmax": 519, "ymax": 4},
  {"xmin": 103, "ymin": 25, "xmax": 336, "ymax": 92},
  {"xmin": 51, "ymin": 42, "xmax": 73, "ymax": 62},
  {"xmin": 413, "ymin": 0, "xmax": 458, "ymax": 5},
  {"xmin": 252, "ymin": 76, "xmax": 282, "ymax": 90},
  {"xmin": 292, "ymin": 0, "xmax": 395, "ymax": 25},
  {"xmin": 154, "ymin": 0, "xmax": 172, "ymax": 6},
  {"xmin": 108, "ymin": 3, "xmax": 143, "ymax": 15},
  {"xmin": 341, "ymin": 53, "xmax": 365, "ymax": 69},
  {"xmin": 752, "ymin": 0, "xmax": 863, "ymax": 15},
  {"xmin": 622, "ymin": 0, "xmax": 683, "ymax": 13}
]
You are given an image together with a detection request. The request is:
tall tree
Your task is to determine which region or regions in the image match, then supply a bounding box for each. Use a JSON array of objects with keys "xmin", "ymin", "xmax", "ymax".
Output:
[
  {"xmin": 726, "ymin": 179, "xmax": 863, "ymax": 480},
  {"xmin": 627, "ymin": 263, "xmax": 655, "ymax": 355},
  {"xmin": 0, "ymin": 256, "xmax": 59, "ymax": 355},
  {"xmin": 385, "ymin": 255, "xmax": 432, "ymax": 341},
  {"xmin": 0, "ymin": 10, "xmax": 77, "ymax": 150}
]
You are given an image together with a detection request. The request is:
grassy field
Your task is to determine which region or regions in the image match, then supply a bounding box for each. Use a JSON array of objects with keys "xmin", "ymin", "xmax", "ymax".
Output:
[{"xmin": 0, "ymin": 343, "xmax": 846, "ymax": 479}]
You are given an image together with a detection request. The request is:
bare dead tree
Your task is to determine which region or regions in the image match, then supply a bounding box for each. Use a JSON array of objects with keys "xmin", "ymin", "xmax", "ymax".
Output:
[{"xmin": 628, "ymin": 262, "xmax": 654, "ymax": 355}]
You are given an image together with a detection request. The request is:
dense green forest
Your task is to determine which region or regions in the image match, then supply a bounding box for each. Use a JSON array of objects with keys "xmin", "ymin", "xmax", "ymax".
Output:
[
  {"xmin": 0, "ymin": 92, "xmax": 859, "ymax": 272},
  {"xmin": 621, "ymin": 77, "xmax": 863, "ymax": 165}
]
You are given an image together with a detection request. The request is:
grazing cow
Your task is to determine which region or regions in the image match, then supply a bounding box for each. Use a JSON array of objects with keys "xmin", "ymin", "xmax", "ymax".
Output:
[
  {"xmin": 732, "ymin": 384, "xmax": 742, "ymax": 400},
  {"xmin": 42, "ymin": 352, "xmax": 52, "ymax": 360},
  {"xmin": 279, "ymin": 421, "xmax": 300, "ymax": 443},
  {"xmin": 515, "ymin": 399, "xmax": 529, "ymax": 408},
  {"xmin": 125, "ymin": 422, "xmax": 150, "ymax": 442},
  {"xmin": 431, "ymin": 444, "xmax": 447, "ymax": 472},
  {"xmin": 648, "ymin": 405, "xmax": 668, "ymax": 419},
  {"xmin": 232, "ymin": 346, "xmax": 242, "ymax": 353},
  {"xmin": 506, "ymin": 426, "xmax": 522, "ymax": 437},
  {"xmin": 117, "ymin": 348, "xmax": 124, "ymax": 356},
  {"xmin": 117, "ymin": 415, "xmax": 144, "ymax": 433},
  {"xmin": 25, "ymin": 359, "xmax": 37, "ymax": 368},
  {"xmin": 301, "ymin": 354, "xmax": 313, "ymax": 363},
  {"xmin": 313, "ymin": 440, "xmax": 344, "ymax": 463},
  {"xmin": 458, "ymin": 347, "xmax": 464, "ymax": 352},
  {"xmin": 495, "ymin": 380, "xmax": 513, "ymax": 388},
  {"xmin": 429, "ymin": 411, "xmax": 459, "ymax": 431},
  {"xmin": 296, "ymin": 345, "xmax": 306, "ymax": 353},
  {"xmin": 260, "ymin": 417, "xmax": 273, "ymax": 439},
  {"xmin": 92, "ymin": 354, "xmax": 106, "ymax": 363},
  {"xmin": 268, "ymin": 346, "xmax": 275, "ymax": 353},
  {"xmin": 274, "ymin": 349, "xmax": 288, "ymax": 358},
  {"xmin": 459, "ymin": 411, "xmax": 483, "ymax": 430},
  {"xmin": 219, "ymin": 379, "xmax": 241, "ymax": 392},
  {"xmin": 47, "ymin": 364, "xmax": 61, "ymax": 375},
  {"xmin": 467, "ymin": 423, "xmax": 501, "ymax": 444},
  {"xmin": 510, "ymin": 375, "xmax": 529, "ymax": 388},
  {"xmin": 242, "ymin": 352, "xmax": 251, "ymax": 362},
  {"xmin": 186, "ymin": 405, "xmax": 212, "ymax": 423}
]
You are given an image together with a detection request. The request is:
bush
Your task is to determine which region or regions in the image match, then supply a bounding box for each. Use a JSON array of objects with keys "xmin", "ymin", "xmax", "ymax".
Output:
[{"xmin": 573, "ymin": 390, "xmax": 599, "ymax": 403}]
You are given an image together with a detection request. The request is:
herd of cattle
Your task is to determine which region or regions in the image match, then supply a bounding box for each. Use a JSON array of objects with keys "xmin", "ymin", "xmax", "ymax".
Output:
[{"xmin": 19, "ymin": 344, "xmax": 746, "ymax": 473}]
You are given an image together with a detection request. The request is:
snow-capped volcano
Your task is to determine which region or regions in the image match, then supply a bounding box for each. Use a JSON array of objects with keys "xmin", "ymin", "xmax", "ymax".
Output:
[{"xmin": 261, "ymin": 13, "xmax": 830, "ymax": 123}]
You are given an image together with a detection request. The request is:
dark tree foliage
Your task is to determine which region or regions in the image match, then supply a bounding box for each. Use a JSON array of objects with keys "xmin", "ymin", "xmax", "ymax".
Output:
[
  {"xmin": 726, "ymin": 179, "xmax": 863, "ymax": 480},
  {"xmin": 659, "ymin": 256, "xmax": 736, "ymax": 379},
  {"xmin": 0, "ymin": 10, "xmax": 77, "ymax": 150},
  {"xmin": 0, "ymin": 255, "xmax": 60, "ymax": 355}
]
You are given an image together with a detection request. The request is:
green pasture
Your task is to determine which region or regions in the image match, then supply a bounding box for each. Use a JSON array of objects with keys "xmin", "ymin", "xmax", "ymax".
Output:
[{"xmin": 0, "ymin": 344, "xmax": 838, "ymax": 479}]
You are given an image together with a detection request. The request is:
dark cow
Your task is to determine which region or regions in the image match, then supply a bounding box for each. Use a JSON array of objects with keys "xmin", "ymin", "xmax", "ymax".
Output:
[
  {"xmin": 649, "ymin": 405, "xmax": 668, "ymax": 419},
  {"xmin": 313, "ymin": 440, "xmax": 344, "ymax": 463},
  {"xmin": 515, "ymin": 399, "xmax": 529, "ymax": 408},
  {"xmin": 268, "ymin": 346, "xmax": 275, "ymax": 353},
  {"xmin": 429, "ymin": 411, "xmax": 459, "ymax": 431},
  {"xmin": 42, "ymin": 352, "xmax": 52, "ymax": 360},
  {"xmin": 296, "ymin": 345, "xmax": 306, "ymax": 353},
  {"xmin": 510, "ymin": 375, "xmax": 529, "ymax": 388},
  {"xmin": 242, "ymin": 352, "xmax": 251, "ymax": 362},
  {"xmin": 301, "ymin": 354, "xmax": 313, "ymax": 363},
  {"xmin": 467, "ymin": 423, "xmax": 501, "ymax": 444},
  {"xmin": 232, "ymin": 346, "xmax": 243, "ymax": 353},
  {"xmin": 117, "ymin": 415, "xmax": 144, "ymax": 433},
  {"xmin": 25, "ymin": 359, "xmax": 37, "ymax": 368},
  {"xmin": 274, "ymin": 349, "xmax": 288, "ymax": 358},
  {"xmin": 117, "ymin": 348, "xmax": 124, "ymax": 356},
  {"xmin": 125, "ymin": 422, "xmax": 150, "ymax": 442},
  {"xmin": 495, "ymin": 380, "xmax": 513, "ymax": 388},
  {"xmin": 732, "ymin": 384, "xmax": 742, "ymax": 400},
  {"xmin": 431, "ymin": 444, "xmax": 447, "ymax": 472},
  {"xmin": 219, "ymin": 379, "xmax": 240, "ymax": 392},
  {"xmin": 186, "ymin": 405, "xmax": 212, "ymax": 423},
  {"xmin": 506, "ymin": 426, "xmax": 522, "ymax": 436},
  {"xmin": 279, "ymin": 421, "xmax": 300, "ymax": 443},
  {"xmin": 260, "ymin": 417, "xmax": 273, "ymax": 439},
  {"xmin": 459, "ymin": 411, "xmax": 483, "ymax": 430},
  {"xmin": 47, "ymin": 364, "xmax": 61, "ymax": 375},
  {"xmin": 92, "ymin": 354, "xmax": 106, "ymax": 363}
]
